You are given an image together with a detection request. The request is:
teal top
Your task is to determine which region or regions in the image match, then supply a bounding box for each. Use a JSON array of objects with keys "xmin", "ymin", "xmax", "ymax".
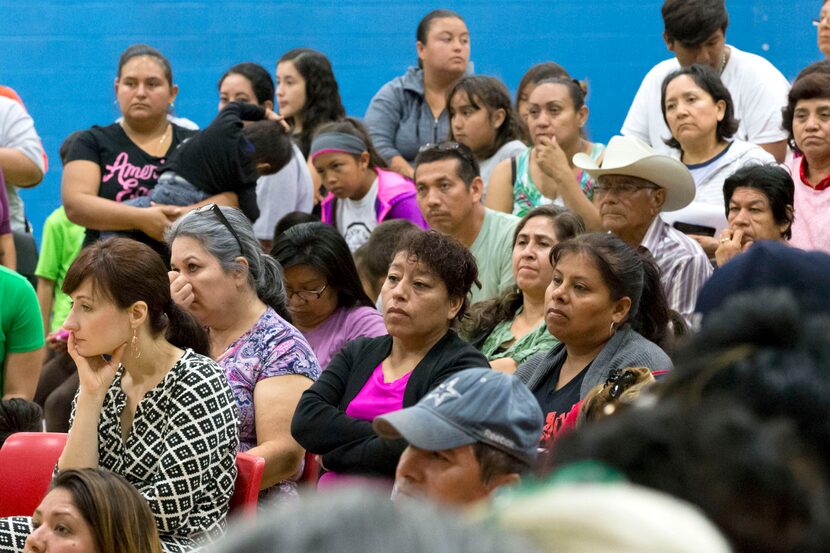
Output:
[
  {"xmin": 512, "ymin": 142, "xmax": 604, "ymax": 217},
  {"xmin": 480, "ymin": 309, "xmax": 559, "ymax": 365}
]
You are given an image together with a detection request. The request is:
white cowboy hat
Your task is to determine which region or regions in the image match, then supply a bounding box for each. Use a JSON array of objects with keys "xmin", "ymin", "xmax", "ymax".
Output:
[{"xmin": 574, "ymin": 135, "xmax": 695, "ymax": 212}]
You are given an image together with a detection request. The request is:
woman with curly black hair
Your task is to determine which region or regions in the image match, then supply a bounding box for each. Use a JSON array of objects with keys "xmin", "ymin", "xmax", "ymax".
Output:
[{"xmin": 276, "ymin": 48, "xmax": 346, "ymax": 158}]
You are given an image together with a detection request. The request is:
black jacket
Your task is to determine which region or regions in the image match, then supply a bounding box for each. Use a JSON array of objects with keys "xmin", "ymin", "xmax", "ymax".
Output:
[{"xmin": 291, "ymin": 331, "xmax": 489, "ymax": 477}]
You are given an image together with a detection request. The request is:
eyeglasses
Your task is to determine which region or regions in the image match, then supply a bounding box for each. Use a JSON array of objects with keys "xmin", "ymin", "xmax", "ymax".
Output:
[
  {"xmin": 192, "ymin": 203, "xmax": 244, "ymax": 253},
  {"xmin": 813, "ymin": 14, "xmax": 830, "ymax": 26},
  {"xmin": 594, "ymin": 182, "xmax": 660, "ymax": 197},
  {"xmin": 286, "ymin": 283, "xmax": 328, "ymax": 302}
]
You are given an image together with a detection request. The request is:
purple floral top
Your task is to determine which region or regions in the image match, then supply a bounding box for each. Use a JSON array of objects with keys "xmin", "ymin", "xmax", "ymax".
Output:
[{"xmin": 216, "ymin": 307, "xmax": 320, "ymax": 501}]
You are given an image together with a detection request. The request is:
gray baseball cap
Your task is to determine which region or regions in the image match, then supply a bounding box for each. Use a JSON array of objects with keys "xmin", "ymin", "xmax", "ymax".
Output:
[{"xmin": 374, "ymin": 368, "xmax": 544, "ymax": 465}]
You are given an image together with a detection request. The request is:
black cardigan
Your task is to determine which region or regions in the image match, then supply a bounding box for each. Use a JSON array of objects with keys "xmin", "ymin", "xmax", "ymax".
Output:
[{"xmin": 290, "ymin": 330, "xmax": 489, "ymax": 477}]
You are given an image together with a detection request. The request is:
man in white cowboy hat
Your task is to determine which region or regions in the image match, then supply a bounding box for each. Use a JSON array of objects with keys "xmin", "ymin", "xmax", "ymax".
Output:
[{"xmin": 574, "ymin": 135, "xmax": 712, "ymax": 325}]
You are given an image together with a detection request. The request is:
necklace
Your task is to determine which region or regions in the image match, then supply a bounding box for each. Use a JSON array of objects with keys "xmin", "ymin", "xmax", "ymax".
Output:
[
  {"xmin": 120, "ymin": 121, "xmax": 170, "ymax": 150},
  {"xmin": 718, "ymin": 48, "xmax": 729, "ymax": 75},
  {"xmin": 157, "ymin": 123, "xmax": 169, "ymax": 146}
]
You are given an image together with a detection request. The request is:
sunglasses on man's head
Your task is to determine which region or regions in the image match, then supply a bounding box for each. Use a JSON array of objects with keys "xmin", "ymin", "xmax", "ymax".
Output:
[{"xmin": 418, "ymin": 141, "xmax": 477, "ymax": 166}]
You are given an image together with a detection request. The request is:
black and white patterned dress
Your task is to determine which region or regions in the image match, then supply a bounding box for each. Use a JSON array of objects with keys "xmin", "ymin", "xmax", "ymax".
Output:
[{"xmin": 0, "ymin": 349, "xmax": 239, "ymax": 553}]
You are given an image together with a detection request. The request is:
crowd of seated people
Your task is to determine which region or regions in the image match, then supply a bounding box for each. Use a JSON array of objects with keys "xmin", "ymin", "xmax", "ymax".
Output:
[{"xmin": 1, "ymin": 1, "xmax": 830, "ymax": 552}]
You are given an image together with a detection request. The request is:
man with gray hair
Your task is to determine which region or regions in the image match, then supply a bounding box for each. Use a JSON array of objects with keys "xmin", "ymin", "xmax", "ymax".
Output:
[{"xmin": 374, "ymin": 368, "xmax": 544, "ymax": 508}]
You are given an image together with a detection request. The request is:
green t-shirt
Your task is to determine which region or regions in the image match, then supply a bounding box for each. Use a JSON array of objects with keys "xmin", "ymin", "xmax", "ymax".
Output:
[
  {"xmin": 481, "ymin": 310, "xmax": 560, "ymax": 365},
  {"xmin": 34, "ymin": 207, "xmax": 85, "ymax": 333},
  {"xmin": 0, "ymin": 265, "xmax": 45, "ymax": 393},
  {"xmin": 469, "ymin": 208, "xmax": 519, "ymax": 304}
]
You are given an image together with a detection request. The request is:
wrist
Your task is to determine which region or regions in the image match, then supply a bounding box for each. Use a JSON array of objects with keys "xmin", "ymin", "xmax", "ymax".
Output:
[
  {"xmin": 130, "ymin": 206, "xmax": 151, "ymax": 231},
  {"xmin": 77, "ymin": 389, "xmax": 108, "ymax": 406}
]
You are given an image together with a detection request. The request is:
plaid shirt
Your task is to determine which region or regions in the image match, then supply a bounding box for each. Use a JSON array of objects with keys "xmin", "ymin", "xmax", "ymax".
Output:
[{"xmin": 641, "ymin": 217, "xmax": 713, "ymax": 325}]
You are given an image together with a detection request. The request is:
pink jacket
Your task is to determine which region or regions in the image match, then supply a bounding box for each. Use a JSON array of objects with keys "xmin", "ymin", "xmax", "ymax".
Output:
[{"xmin": 320, "ymin": 168, "xmax": 427, "ymax": 229}]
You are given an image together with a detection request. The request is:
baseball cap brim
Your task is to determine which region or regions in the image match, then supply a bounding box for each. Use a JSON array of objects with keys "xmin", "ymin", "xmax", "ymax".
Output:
[{"xmin": 374, "ymin": 405, "xmax": 477, "ymax": 451}]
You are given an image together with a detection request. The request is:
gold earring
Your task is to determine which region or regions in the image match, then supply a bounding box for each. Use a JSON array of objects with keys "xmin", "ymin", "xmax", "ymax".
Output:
[
  {"xmin": 131, "ymin": 328, "xmax": 142, "ymax": 359},
  {"xmin": 609, "ymin": 321, "xmax": 617, "ymax": 336}
]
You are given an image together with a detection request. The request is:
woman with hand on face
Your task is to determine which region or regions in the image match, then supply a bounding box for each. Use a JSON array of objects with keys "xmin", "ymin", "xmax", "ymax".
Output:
[
  {"xmin": 515, "ymin": 233, "xmax": 672, "ymax": 449},
  {"xmin": 463, "ymin": 206, "xmax": 583, "ymax": 375},
  {"xmin": 715, "ymin": 164, "xmax": 794, "ymax": 266},
  {"xmin": 291, "ymin": 230, "xmax": 488, "ymax": 483},
  {"xmin": 271, "ymin": 222, "xmax": 387, "ymax": 369},
  {"xmin": 514, "ymin": 62, "xmax": 571, "ymax": 129},
  {"xmin": 218, "ymin": 62, "xmax": 314, "ymax": 250},
  {"xmin": 0, "ymin": 237, "xmax": 239, "ymax": 553},
  {"xmin": 167, "ymin": 206, "xmax": 319, "ymax": 501},
  {"xmin": 61, "ymin": 45, "xmax": 228, "ymax": 258},
  {"xmin": 447, "ymin": 75, "xmax": 525, "ymax": 190},
  {"xmin": 22, "ymin": 469, "xmax": 163, "ymax": 553},
  {"xmin": 783, "ymin": 72, "xmax": 830, "ymax": 254},
  {"xmin": 311, "ymin": 118, "xmax": 426, "ymax": 252},
  {"xmin": 364, "ymin": 9, "xmax": 471, "ymax": 178},
  {"xmin": 487, "ymin": 78, "xmax": 603, "ymax": 230},
  {"xmin": 276, "ymin": 49, "xmax": 346, "ymax": 158},
  {"xmin": 660, "ymin": 64, "xmax": 774, "ymax": 255}
]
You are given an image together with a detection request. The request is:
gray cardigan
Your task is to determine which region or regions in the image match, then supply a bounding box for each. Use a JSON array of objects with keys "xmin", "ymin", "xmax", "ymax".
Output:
[
  {"xmin": 364, "ymin": 67, "xmax": 450, "ymax": 164},
  {"xmin": 515, "ymin": 326, "xmax": 673, "ymax": 399}
]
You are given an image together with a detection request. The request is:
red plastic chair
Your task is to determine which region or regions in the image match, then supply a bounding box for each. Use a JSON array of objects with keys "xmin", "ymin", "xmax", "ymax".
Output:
[
  {"xmin": 301, "ymin": 451, "xmax": 319, "ymax": 487},
  {"xmin": 0, "ymin": 432, "xmax": 68, "ymax": 517},
  {"xmin": 229, "ymin": 452, "xmax": 264, "ymax": 518}
]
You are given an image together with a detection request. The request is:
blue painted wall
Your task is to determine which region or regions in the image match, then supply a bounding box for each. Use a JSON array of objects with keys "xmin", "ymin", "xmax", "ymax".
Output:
[{"xmin": 0, "ymin": 0, "xmax": 821, "ymax": 243}]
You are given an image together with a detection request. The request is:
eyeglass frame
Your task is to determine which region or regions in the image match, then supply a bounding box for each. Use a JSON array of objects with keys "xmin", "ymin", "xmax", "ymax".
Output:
[
  {"xmin": 191, "ymin": 203, "xmax": 245, "ymax": 254},
  {"xmin": 285, "ymin": 282, "xmax": 329, "ymax": 302},
  {"xmin": 813, "ymin": 14, "xmax": 830, "ymax": 26},
  {"xmin": 593, "ymin": 179, "xmax": 661, "ymax": 197}
]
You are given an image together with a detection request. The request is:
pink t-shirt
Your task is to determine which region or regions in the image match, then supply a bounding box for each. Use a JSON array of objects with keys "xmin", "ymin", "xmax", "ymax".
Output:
[
  {"xmin": 304, "ymin": 306, "xmax": 387, "ymax": 369},
  {"xmin": 345, "ymin": 363, "xmax": 413, "ymax": 420},
  {"xmin": 317, "ymin": 363, "xmax": 412, "ymax": 488},
  {"xmin": 788, "ymin": 156, "xmax": 830, "ymax": 254}
]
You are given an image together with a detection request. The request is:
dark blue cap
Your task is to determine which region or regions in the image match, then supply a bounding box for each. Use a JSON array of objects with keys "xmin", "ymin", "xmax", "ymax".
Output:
[{"xmin": 696, "ymin": 241, "xmax": 830, "ymax": 321}]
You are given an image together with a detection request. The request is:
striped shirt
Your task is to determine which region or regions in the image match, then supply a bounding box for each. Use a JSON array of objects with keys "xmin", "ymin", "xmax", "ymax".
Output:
[{"xmin": 641, "ymin": 218, "xmax": 713, "ymax": 325}]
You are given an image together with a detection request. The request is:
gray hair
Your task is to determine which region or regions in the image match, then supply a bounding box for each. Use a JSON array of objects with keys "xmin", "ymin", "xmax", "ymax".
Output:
[
  {"xmin": 166, "ymin": 206, "xmax": 291, "ymax": 321},
  {"xmin": 208, "ymin": 488, "xmax": 539, "ymax": 553}
]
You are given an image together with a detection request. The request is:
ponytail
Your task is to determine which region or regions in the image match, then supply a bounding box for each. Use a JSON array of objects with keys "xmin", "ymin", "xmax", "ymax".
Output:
[
  {"xmin": 461, "ymin": 288, "xmax": 523, "ymax": 342},
  {"xmin": 255, "ymin": 255, "xmax": 292, "ymax": 323},
  {"xmin": 629, "ymin": 253, "xmax": 670, "ymax": 346},
  {"xmin": 164, "ymin": 301, "xmax": 210, "ymax": 357}
]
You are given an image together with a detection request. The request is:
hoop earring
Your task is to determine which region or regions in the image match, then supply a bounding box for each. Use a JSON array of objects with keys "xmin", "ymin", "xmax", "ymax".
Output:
[
  {"xmin": 131, "ymin": 328, "xmax": 142, "ymax": 360},
  {"xmin": 609, "ymin": 321, "xmax": 616, "ymax": 336}
]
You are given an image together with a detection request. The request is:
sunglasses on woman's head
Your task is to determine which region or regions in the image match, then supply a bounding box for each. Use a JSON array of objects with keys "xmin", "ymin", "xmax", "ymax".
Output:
[{"xmin": 192, "ymin": 203, "xmax": 244, "ymax": 253}]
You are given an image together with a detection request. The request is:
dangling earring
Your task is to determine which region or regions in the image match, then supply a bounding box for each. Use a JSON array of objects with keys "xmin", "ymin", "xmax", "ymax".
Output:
[
  {"xmin": 167, "ymin": 102, "xmax": 175, "ymax": 113},
  {"xmin": 609, "ymin": 321, "xmax": 617, "ymax": 337},
  {"xmin": 131, "ymin": 328, "xmax": 142, "ymax": 359}
]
